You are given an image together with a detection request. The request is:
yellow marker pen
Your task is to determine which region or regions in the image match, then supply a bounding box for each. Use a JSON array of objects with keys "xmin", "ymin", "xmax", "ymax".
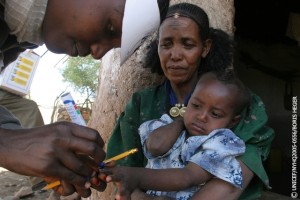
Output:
[
  {"xmin": 43, "ymin": 148, "xmax": 138, "ymax": 190},
  {"xmin": 99, "ymin": 148, "xmax": 138, "ymax": 168},
  {"xmin": 42, "ymin": 180, "xmax": 61, "ymax": 190}
]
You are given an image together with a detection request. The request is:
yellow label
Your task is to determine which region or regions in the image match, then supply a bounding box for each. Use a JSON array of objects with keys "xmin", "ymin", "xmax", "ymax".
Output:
[
  {"xmin": 18, "ymin": 64, "xmax": 32, "ymax": 73},
  {"xmin": 12, "ymin": 77, "xmax": 27, "ymax": 86},
  {"xmin": 15, "ymin": 70, "xmax": 29, "ymax": 79},
  {"xmin": 20, "ymin": 57, "xmax": 34, "ymax": 66}
]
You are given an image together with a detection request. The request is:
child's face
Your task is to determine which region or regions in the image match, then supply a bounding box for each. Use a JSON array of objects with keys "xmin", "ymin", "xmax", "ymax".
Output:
[{"xmin": 184, "ymin": 74, "xmax": 239, "ymax": 136}]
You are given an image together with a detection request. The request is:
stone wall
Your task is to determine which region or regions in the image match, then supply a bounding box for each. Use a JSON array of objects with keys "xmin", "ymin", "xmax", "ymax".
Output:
[{"xmin": 87, "ymin": 1, "xmax": 234, "ymax": 199}]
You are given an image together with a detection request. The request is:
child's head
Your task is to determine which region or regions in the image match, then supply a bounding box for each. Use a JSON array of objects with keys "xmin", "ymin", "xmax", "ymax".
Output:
[{"xmin": 184, "ymin": 70, "xmax": 250, "ymax": 136}]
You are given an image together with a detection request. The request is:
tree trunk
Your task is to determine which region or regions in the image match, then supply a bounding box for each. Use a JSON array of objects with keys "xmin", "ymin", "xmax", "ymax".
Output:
[{"xmin": 86, "ymin": 1, "xmax": 234, "ymax": 199}]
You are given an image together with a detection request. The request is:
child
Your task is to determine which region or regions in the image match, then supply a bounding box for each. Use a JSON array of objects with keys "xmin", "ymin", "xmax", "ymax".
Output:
[{"xmin": 104, "ymin": 70, "xmax": 250, "ymax": 200}]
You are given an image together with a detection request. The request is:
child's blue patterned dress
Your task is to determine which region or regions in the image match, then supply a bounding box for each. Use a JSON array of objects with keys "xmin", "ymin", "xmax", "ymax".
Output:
[{"xmin": 139, "ymin": 114, "xmax": 246, "ymax": 200}]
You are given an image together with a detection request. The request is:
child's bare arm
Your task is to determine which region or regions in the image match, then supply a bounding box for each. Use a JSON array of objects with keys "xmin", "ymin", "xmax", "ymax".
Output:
[
  {"xmin": 104, "ymin": 162, "xmax": 212, "ymax": 197},
  {"xmin": 189, "ymin": 161, "xmax": 253, "ymax": 200},
  {"xmin": 146, "ymin": 118, "xmax": 184, "ymax": 156}
]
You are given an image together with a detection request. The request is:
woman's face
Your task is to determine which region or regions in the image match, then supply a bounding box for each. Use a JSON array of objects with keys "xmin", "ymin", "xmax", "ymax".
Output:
[
  {"xmin": 42, "ymin": 0, "xmax": 124, "ymax": 59},
  {"xmin": 158, "ymin": 17, "xmax": 210, "ymax": 85}
]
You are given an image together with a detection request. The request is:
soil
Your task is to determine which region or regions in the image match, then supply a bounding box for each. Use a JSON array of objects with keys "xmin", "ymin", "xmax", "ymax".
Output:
[{"xmin": 0, "ymin": 168, "xmax": 51, "ymax": 200}]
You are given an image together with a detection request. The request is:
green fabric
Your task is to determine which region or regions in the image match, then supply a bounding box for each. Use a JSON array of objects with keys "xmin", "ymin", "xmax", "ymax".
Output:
[
  {"xmin": 107, "ymin": 85, "xmax": 167, "ymax": 167},
  {"xmin": 233, "ymin": 92, "xmax": 275, "ymax": 199},
  {"xmin": 0, "ymin": 105, "xmax": 22, "ymax": 129},
  {"xmin": 0, "ymin": 89, "xmax": 44, "ymax": 128},
  {"xmin": 106, "ymin": 83, "xmax": 274, "ymax": 200}
]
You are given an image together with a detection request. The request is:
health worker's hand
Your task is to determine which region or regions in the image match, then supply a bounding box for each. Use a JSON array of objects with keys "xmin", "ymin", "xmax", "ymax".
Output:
[{"xmin": 0, "ymin": 121, "xmax": 106, "ymax": 197}]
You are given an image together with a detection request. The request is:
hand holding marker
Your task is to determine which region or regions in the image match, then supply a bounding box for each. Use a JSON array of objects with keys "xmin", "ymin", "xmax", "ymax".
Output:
[
  {"xmin": 32, "ymin": 92, "xmax": 86, "ymax": 191},
  {"xmin": 42, "ymin": 148, "xmax": 138, "ymax": 190},
  {"xmin": 37, "ymin": 92, "xmax": 139, "ymax": 190}
]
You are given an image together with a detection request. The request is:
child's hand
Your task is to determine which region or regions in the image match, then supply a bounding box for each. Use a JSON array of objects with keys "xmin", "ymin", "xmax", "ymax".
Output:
[
  {"xmin": 101, "ymin": 166, "xmax": 139, "ymax": 200},
  {"xmin": 89, "ymin": 171, "xmax": 107, "ymax": 192},
  {"xmin": 89, "ymin": 160, "xmax": 117, "ymax": 191},
  {"xmin": 114, "ymin": 182, "xmax": 132, "ymax": 200}
]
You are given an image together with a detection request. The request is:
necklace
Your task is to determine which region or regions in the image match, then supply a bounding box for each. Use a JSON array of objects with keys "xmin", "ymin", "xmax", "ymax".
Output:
[
  {"xmin": 167, "ymin": 81, "xmax": 192, "ymax": 118},
  {"xmin": 169, "ymin": 103, "xmax": 186, "ymax": 117}
]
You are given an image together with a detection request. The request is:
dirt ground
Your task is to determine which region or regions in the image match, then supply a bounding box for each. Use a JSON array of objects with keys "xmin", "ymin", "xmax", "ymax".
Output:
[
  {"xmin": 0, "ymin": 168, "xmax": 51, "ymax": 200},
  {"xmin": 1, "ymin": 168, "xmax": 296, "ymax": 200}
]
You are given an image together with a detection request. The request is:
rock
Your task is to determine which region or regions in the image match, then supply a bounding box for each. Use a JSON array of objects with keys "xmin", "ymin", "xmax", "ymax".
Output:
[
  {"xmin": 47, "ymin": 191, "xmax": 81, "ymax": 200},
  {"xmin": 47, "ymin": 191, "xmax": 60, "ymax": 200},
  {"xmin": 14, "ymin": 186, "xmax": 33, "ymax": 198},
  {"xmin": 60, "ymin": 193, "xmax": 81, "ymax": 200},
  {"xmin": 1, "ymin": 196, "xmax": 19, "ymax": 200},
  {"xmin": 4, "ymin": 183, "xmax": 16, "ymax": 187}
]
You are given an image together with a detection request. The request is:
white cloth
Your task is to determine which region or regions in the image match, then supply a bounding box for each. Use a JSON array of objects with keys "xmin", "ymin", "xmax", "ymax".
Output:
[
  {"xmin": 3, "ymin": 0, "xmax": 48, "ymax": 45},
  {"xmin": 0, "ymin": 54, "xmax": 4, "ymax": 70}
]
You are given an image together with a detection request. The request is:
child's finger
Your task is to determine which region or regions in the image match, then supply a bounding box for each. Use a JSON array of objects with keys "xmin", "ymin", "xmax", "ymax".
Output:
[
  {"xmin": 115, "ymin": 182, "xmax": 131, "ymax": 200},
  {"xmin": 90, "ymin": 176, "xmax": 100, "ymax": 185},
  {"xmin": 98, "ymin": 172, "xmax": 107, "ymax": 182},
  {"xmin": 106, "ymin": 175, "xmax": 113, "ymax": 183},
  {"xmin": 90, "ymin": 180, "xmax": 107, "ymax": 192},
  {"xmin": 103, "ymin": 160, "xmax": 117, "ymax": 167}
]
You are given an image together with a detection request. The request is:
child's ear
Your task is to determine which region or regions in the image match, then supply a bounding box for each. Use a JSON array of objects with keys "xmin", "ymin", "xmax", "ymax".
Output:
[{"xmin": 229, "ymin": 115, "xmax": 241, "ymax": 128}]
